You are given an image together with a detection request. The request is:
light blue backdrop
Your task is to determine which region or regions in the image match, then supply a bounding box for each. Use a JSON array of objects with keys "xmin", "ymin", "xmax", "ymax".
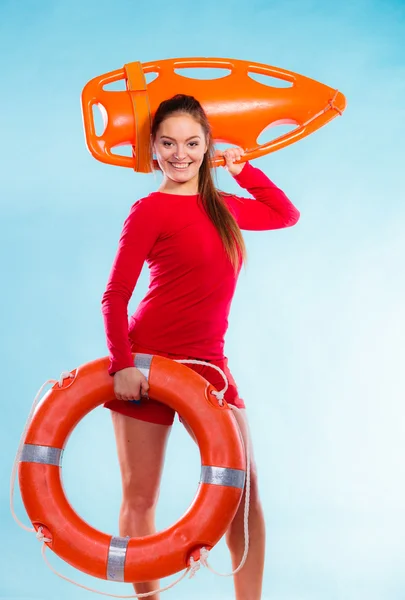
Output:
[{"xmin": 1, "ymin": 0, "xmax": 404, "ymax": 598}]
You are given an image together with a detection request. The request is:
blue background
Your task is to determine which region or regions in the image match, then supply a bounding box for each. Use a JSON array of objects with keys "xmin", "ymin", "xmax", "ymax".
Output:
[{"xmin": 1, "ymin": 0, "xmax": 404, "ymax": 598}]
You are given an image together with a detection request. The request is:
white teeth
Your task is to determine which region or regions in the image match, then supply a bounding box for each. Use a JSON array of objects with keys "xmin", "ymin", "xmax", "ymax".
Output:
[{"xmin": 171, "ymin": 163, "xmax": 190, "ymax": 169}]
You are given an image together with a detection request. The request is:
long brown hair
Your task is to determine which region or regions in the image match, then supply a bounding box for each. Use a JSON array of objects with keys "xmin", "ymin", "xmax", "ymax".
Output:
[{"xmin": 150, "ymin": 94, "xmax": 247, "ymax": 272}]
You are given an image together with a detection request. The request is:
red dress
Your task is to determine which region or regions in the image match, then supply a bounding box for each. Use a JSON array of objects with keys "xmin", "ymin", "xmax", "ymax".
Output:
[{"xmin": 102, "ymin": 162, "xmax": 300, "ymax": 425}]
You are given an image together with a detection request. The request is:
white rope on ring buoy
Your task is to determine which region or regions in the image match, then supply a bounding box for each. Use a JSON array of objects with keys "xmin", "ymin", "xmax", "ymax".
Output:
[
  {"xmin": 176, "ymin": 358, "xmax": 251, "ymax": 576},
  {"xmin": 10, "ymin": 359, "xmax": 252, "ymax": 596}
]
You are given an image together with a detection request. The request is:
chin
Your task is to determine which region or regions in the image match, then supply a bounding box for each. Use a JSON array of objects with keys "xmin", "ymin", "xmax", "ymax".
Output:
[{"xmin": 170, "ymin": 166, "xmax": 199, "ymax": 181}]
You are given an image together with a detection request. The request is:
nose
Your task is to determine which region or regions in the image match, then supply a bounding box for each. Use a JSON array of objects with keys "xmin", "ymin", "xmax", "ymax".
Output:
[{"xmin": 174, "ymin": 145, "xmax": 187, "ymax": 160}]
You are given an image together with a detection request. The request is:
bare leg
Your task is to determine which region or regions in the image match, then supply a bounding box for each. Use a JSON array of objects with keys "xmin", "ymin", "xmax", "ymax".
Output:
[
  {"xmin": 226, "ymin": 408, "xmax": 266, "ymax": 600},
  {"xmin": 111, "ymin": 411, "xmax": 172, "ymax": 600},
  {"xmin": 182, "ymin": 409, "xmax": 266, "ymax": 599}
]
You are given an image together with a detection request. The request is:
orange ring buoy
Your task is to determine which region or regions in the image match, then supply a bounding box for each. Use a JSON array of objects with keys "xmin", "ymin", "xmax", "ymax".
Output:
[{"xmin": 18, "ymin": 354, "xmax": 246, "ymax": 583}]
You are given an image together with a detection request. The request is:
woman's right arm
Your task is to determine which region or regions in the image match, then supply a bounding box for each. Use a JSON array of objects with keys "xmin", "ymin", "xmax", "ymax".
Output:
[{"xmin": 101, "ymin": 197, "xmax": 161, "ymax": 379}]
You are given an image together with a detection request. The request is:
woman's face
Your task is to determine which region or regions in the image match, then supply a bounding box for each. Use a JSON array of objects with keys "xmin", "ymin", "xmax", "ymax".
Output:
[{"xmin": 153, "ymin": 114, "xmax": 208, "ymax": 186}]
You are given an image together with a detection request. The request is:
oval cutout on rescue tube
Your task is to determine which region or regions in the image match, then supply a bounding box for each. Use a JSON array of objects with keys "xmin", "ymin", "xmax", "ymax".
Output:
[
  {"xmin": 145, "ymin": 72, "xmax": 159, "ymax": 84},
  {"xmin": 92, "ymin": 104, "xmax": 108, "ymax": 137},
  {"xmin": 248, "ymin": 72, "xmax": 293, "ymax": 88},
  {"xmin": 111, "ymin": 145, "xmax": 133, "ymax": 157},
  {"xmin": 102, "ymin": 79, "xmax": 127, "ymax": 92},
  {"xmin": 174, "ymin": 67, "xmax": 232, "ymax": 80},
  {"xmin": 257, "ymin": 122, "xmax": 298, "ymax": 145}
]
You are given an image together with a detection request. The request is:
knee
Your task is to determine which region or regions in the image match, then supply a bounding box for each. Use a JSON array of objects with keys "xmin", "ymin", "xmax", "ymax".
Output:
[
  {"xmin": 121, "ymin": 493, "xmax": 159, "ymax": 517},
  {"xmin": 225, "ymin": 468, "xmax": 261, "ymax": 541},
  {"xmin": 121, "ymin": 478, "xmax": 160, "ymax": 514},
  {"xmin": 242, "ymin": 463, "xmax": 261, "ymax": 508}
]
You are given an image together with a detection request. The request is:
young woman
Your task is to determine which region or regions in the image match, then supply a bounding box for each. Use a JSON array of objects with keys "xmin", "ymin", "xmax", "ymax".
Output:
[{"xmin": 101, "ymin": 94, "xmax": 300, "ymax": 599}]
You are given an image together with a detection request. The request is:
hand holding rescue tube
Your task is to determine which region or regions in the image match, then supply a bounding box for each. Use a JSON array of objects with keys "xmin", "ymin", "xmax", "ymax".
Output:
[
  {"xmin": 219, "ymin": 147, "xmax": 246, "ymax": 176},
  {"xmin": 81, "ymin": 57, "xmax": 346, "ymax": 172}
]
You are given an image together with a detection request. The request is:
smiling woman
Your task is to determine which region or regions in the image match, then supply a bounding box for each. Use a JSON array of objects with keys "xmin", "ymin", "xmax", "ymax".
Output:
[
  {"xmin": 156, "ymin": 121, "xmax": 207, "ymax": 185},
  {"xmin": 156, "ymin": 123, "xmax": 206, "ymax": 182},
  {"xmin": 101, "ymin": 93, "xmax": 300, "ymax": 599}
]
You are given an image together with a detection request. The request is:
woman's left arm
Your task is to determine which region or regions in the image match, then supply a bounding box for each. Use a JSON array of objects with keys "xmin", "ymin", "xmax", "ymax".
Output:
[{"xmin": 226, "ymin": 161, "xmax": 300, "ymax": 231}]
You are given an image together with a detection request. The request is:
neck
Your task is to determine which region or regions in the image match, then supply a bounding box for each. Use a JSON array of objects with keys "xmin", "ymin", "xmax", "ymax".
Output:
[{"xmin": 158, "ymin": 175, "xmax": 199, "ymax": 196}]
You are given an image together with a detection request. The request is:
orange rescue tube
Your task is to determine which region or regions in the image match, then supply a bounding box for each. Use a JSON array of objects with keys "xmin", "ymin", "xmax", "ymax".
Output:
[
  {"xmin": 81, "ymin": 57, "xmax": 346, "ymax": 172},
  {"xmin": 18, "ymin": 354, "xmax": 246, "ymax": 583}
]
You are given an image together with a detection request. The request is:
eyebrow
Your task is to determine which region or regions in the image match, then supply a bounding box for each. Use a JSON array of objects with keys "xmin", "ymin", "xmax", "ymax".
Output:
[{"xmin": 160, "ymin": 135, "xmax": 201, "ymax": 141}]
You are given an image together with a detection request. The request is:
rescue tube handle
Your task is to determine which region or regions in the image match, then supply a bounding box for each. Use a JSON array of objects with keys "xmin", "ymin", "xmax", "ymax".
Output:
[{"xmin": 81, "ymin": 68, "xmax": 134, "ymax": 169}]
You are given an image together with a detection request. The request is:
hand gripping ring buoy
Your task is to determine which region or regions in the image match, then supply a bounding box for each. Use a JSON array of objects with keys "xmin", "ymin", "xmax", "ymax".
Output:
[
  {"xmin": 18, "ymin": 354, "xmax": 246, "ymax": 583},
  {"xmin": 81, "ymin": 56, "xmax": 347, "ymax": 173}
]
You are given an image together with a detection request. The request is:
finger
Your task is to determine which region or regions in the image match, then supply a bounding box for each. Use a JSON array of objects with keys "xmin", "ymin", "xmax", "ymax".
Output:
[
  {"xmin": 119, "ymin": 391, "xmax": 141, "ymax": 401},
  {"xmin": 223, "ymin": 150, "xmax": 235, "ymax": 166},
  {"xmin": 141, "ymin": 380, "xmax": 150, "ymax": 398},
  {"xmin": 225, "ymin": 149, "xmax": 242, "ymax": 163},
  {"xmin": 229, "ymin": 147, "xmax": 243, "ymax": 156},
  {"xmin": 116, "ymin": 395, "xmax": 128, "ymax": 401}
]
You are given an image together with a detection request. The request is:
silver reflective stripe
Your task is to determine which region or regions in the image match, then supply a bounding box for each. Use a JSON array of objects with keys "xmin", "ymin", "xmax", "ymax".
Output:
[
  {"xmin": 134, "ymin": 354, "xmax": 152, "ymax": 380},
  {"xmin": 20, "ymin": 444, "xmax": 63, "ymax": 466},
  {"xmin": 107, "ymin": 536, "xmax": 129, "ymax": 581},
  {"xmin": 200, "ymin": 465, "xmax": 246, "ymax": 489}
]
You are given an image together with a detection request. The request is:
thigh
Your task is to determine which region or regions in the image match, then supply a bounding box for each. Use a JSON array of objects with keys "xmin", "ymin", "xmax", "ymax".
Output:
[
  {"xmin": 111, "ymin": 411, "xmax": 171, "ymax": 501},
  {"xmin": 230, "ymin": 408, "xmax": 260, "ymax": 504},
  {"xmin": 230, "ymin": 408, "xmax": 255, "ymax": 467},
  {"xmin": 182, "ymin": 406, "xmax": 258, "ymax": 496}
]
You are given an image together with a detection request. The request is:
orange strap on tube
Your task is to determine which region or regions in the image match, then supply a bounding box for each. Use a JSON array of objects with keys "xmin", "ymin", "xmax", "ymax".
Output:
[{"xmin": 124, "ymin": 62, "xmax": 152, "ymax": 173}]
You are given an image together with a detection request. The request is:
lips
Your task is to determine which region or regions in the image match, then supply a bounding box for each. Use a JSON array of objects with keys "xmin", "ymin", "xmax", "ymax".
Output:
[{"xmin": 170, "ymin": 162, "xmax": 192, "ymax": 170}]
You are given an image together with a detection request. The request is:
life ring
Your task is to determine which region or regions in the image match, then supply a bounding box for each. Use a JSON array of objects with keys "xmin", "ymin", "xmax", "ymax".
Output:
[
  {"xmin": 81, "ymin": 56, "xmax": 346, "ymax": 173},
  {"xmin": 18, "ymin": 354, "xmax": 246, "ymax": 583}
]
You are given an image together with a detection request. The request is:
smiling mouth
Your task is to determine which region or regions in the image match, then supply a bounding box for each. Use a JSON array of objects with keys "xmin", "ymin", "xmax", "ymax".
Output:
[{"xmin": 169, "ymin": 162, "xmax": 192, "ymax": 170}]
